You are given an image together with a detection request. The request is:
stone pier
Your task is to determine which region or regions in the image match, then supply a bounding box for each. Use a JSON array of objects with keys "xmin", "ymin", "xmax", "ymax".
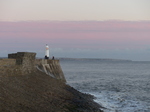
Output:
[{"xmin": 0, "ymin": 52, "xmax": 66, "ymax": 82}]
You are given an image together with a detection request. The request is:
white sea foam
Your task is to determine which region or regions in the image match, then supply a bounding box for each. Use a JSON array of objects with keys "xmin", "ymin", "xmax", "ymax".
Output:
[{"xmin": 89, "ymin": 91, "xmax": 149, "ymax": 112}]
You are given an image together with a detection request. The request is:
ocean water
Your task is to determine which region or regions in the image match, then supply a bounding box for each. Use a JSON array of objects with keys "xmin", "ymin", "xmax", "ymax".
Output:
[{"xmin": 60, "ymin": 59, "xmax": 150, "ymax": 112}]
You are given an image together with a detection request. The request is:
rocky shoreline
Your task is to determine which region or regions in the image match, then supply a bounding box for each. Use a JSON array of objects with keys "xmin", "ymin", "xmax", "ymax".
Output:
[{"xmin": 0, "ymin": 70, "xmax": 103, "ymax": 112}]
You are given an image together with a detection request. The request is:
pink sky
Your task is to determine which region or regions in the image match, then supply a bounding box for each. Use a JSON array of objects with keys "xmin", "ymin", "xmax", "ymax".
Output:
[{"xmin": 0, "ymin": 21, "xmax": 150, "ymax": 60}]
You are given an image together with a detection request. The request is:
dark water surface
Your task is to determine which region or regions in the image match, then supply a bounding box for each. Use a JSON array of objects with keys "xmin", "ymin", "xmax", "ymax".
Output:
[{"xmin": 60, "ymin": 59, "xmax": 150, "ymax": 112}]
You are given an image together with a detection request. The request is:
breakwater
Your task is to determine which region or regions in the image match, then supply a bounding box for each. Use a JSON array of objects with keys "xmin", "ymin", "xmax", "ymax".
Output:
[
  {"xmin": 0, "ymin": 52, "xmax": 66, "ymax": 82},
  {"xmin": 0, "ymin": 52, "xmax": 102, "ymax": 112}
]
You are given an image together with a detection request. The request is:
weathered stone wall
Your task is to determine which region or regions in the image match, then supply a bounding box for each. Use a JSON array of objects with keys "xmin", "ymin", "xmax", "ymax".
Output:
[
  {"xmin": 8, "ymin": 52, "xmax": 36, "ymax": 74},
  {"xmin": 0, "ymin": 65, "xmax": 22, "ymax": 77},
  {"xmin": 0, "ymin": 58, "xmax": 18, "ymax": 76},
  {"xmin": 8, "ymin": 53, "xmax": 17, "ymax": 59},
  {"xmin": 0, "ymin": 59, "xmax": 16, "ymax": 66},
  {"xmin": 47, "ymin": 60, "xmax": 66, "ymax": 81},
  {"xmin": 1, "ymin": 52, "xmax": 66, "ymax": 82},
  {"xmin": 36, "ymin": 59, "xmax": 66, "ymax": 82},
  {"xmin": 16, "ymin": 52, "xmax": 36, "ymax": 73},
  {"xmin": 8, "ymin": 52, "xmax": 36, "ymax": 65}
]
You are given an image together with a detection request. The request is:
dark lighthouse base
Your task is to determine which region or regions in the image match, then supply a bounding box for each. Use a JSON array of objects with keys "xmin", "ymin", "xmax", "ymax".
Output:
[{"xmin": 45, "ymin": 55, "xmax": 49, "ymax": 59}]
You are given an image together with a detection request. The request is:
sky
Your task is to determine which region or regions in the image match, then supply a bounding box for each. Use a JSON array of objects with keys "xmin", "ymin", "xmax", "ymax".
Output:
[
  {"xmin": 0, "ymin": 0, "xmax": 150, "ymax": 61},
  {"xmin": 0, "ymin": 0, "xmax": 150, "ymax": 21}
]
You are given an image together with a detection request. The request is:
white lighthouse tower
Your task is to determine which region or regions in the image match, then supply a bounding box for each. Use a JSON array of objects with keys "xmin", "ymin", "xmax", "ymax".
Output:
[{"xmin": 45, "ymin": 44, "xmax": 49, "ymax": 59}]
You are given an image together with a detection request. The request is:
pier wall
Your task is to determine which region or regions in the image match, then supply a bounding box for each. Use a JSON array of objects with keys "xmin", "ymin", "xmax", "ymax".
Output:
[
  {"xmin": 36, "ymin": 59, "xmax": 66, "ymax": 82},
  {"xmin": 0, "ymin": 59, "xmax": 16, "ymax": 66},
  {"xmin": 0, "ymin": 52, "xmax": 66, "ymax": 82}
]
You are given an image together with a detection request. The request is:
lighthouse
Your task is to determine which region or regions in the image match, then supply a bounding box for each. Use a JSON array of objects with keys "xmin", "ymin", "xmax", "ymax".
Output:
[{"xmin": 45, "ymin": 44, "xmax": 49, "ymax": 59}]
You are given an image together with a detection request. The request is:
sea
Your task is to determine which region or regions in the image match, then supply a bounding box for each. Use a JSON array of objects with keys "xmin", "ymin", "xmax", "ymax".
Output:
[{"xmin": 60, "ymin": 58, "xmax": 150, "ymax": 112}]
